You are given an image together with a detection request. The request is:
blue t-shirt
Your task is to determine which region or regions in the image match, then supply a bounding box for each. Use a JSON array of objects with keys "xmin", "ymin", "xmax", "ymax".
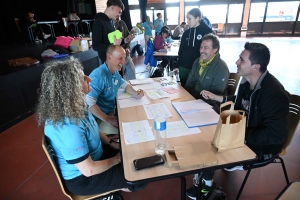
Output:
[
  {"xmin": 88, "ymin": 62, "xmax": 125, "ymax": 114},
  {"xmin": 45, "ymin": 111, "xmax": 102, "ymax": 180},
  {"xmin": 142, "ymin": 21, "xmax": 153, "ymax": 36},
  {"xmin": 154, "ymin": 18, "xmax": 164, "ymax": 33}
]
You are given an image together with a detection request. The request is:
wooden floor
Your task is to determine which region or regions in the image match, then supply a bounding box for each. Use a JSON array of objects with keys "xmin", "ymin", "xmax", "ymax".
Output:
[{"xmin": 0, "ymin": 37, "xmax": 299, "ymax": 200}]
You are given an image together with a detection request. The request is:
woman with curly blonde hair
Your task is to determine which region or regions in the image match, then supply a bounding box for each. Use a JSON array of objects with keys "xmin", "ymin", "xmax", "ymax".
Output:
[{"xmin": 36, "ymin": 57, "xmax": 146, "ymax": 195}]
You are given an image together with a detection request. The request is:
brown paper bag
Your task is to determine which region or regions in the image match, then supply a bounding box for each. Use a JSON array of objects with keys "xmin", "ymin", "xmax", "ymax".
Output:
[
  {"xmin": 212, "ymin": 101, "xmax": 246, "ymax": 152},
  {"xmin": 69, "ymin": 39, "xmax": 89, "ymax": 52}
]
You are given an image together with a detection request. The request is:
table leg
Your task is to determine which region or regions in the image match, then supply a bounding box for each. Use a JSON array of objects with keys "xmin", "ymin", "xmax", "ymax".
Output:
[
  {"xmin": 180, "ymin": 176, "xmax": 186, "ymax": 200},
  {"xmin": 196, "ymin": 172, "xmax": 204, "ymax": 200}
]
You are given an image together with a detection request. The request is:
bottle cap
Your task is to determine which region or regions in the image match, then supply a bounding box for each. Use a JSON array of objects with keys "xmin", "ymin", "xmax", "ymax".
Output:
[{"xmin": 154, "ymin": 117, "xmax": 166, "ymax": 131}]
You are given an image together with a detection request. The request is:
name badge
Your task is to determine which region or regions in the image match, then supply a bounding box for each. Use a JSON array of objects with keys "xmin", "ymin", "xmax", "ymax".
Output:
[{"xmin": 114, "ymin": 79, "xmax": 118, "ymax": 85}]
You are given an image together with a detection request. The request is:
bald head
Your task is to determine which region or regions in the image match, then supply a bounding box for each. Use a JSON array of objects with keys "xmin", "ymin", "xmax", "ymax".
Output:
[{"xmin": 106, "ymin": 45, "xmax": 126, "ymax": 74}]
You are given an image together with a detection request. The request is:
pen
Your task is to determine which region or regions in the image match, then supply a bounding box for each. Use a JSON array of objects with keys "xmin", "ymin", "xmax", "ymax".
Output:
[{"xmin": 171, "ymin": 97, "xmax": 183, "ymax": 101}]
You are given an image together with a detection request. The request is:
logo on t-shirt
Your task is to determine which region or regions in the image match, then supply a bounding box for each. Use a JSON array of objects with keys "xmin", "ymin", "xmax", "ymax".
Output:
[
  {"xmin": 241, "ymin": 98, "xmax": 250, "ymax": 113},
  {"xmin": 197, "ymin": 34, "xmax": 202, "ymax": 40}
]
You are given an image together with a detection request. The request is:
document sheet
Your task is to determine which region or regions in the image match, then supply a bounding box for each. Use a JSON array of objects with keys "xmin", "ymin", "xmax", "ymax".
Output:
[
  {"xmin": 166, "ymin": 121, "xmax": 201, "ymax": 138},
  {"xmin": 172, "ymin": 100, "xmax": 219, "ymax": 128},
  {"xmin": 122, "ymin": 120, "xmax": 155, "ymax": 144},
  {"xmin": 129, "ymin": 78, "xmax": 154, "ymax": 85},
  {"xmin": 143, "ymin": 103, "xmax": 173, "ymax": 119},
  {"xmin": 145, "ymin": 89, "xmax": 170, "ymax": 99},
  {"xmin": 118, "ymin": 96, "xmax": 150, "ymax": 108}
]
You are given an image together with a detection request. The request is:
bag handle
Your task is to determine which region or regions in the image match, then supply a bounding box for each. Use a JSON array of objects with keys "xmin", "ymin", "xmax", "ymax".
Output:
[{"xmin": 220, "ymin": 101, "xmax": 234, "ymax": 113}]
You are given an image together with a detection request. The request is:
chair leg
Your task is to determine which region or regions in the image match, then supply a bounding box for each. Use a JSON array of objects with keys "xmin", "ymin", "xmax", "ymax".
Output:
[
  {"xmin": 277, "ymin": 157, "xmax": 289, "ymax": 185},
  {"xmin": 236, "ymin": 169, "xmax": 252, "ymax": 200},
  {"xmin": 180, "ymin": 176, "xmax": 186, "ymax": 200}
]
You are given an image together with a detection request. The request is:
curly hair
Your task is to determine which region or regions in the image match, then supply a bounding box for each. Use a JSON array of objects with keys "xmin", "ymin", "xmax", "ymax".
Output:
[{"xmin": 36, "ymin": 57, "xmax": 87, "ymax": 127}]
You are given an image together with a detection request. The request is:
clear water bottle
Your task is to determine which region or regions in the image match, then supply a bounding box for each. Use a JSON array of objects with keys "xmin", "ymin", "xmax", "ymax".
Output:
[{"xmin": 154, "ymin": 116, "xmax": 167, "ymax": 155}]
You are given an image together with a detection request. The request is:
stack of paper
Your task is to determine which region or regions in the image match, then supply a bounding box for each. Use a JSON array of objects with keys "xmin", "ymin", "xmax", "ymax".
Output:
[{"xmin": 172, "ymin": 100, "xmax": 219, "ymax": 128}]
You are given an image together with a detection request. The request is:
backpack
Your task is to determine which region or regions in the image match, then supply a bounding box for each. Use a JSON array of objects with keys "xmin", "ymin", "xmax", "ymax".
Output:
[
  {"xmin": 150, "ymin": 68, "xmax": 164, "ymax": 78},
  {"xmin": 206, "ymin": 186, "xmax": 227, "ymax": 200},
  {"xmin": 135, "ymin": 44, "xmax": 144, "ymax": 56}
]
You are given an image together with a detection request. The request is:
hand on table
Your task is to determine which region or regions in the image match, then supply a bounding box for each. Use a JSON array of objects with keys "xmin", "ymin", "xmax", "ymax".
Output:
[{"xmin": 136, "ymin": 89, "xmax": 144, "ymax": 98}]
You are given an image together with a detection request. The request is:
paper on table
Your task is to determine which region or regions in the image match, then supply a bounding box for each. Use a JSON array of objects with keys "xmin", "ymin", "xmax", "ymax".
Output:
[
  {"xmin": 145, "ymin": 89, "xmax": 170, "ymax": 99},
  {"xmin": 166, "ymin": 121, "xmax": 201, "ymax": 138},
  {"xmin": 133, "ymin": 82, "xmax": 161, "ymax": 90},
  {"xmin": 143, "ymin": 103, "xmax": 172, "ymax": 119},
  {"xmin": 129, "ymin": 78, "xmax": 154, "ymax": 85},
  {"xmin": 122, "ymin": 120, "xmax": 155, "ymax": 144},
  {"xmin": 172, "ymin": 99, "xmax": 212, "ymax": 113},
  {"xmin": 118, "ymin": 96, "xmax": 150, "ymax": 108},
  {"xmin": 162, "ymin": 87, "xmax": 180, "ymax": 94},
  {"xmin": 117, "ymin": 90, "xmax": 135, "ymax": 99},
  {"xmin": 180, "ymin": 109, "xmax": 219, "ymax": 128}
]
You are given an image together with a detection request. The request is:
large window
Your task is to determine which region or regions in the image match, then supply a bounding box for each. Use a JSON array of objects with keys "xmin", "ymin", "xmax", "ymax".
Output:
[
  {"xmin": 249, "ymin": 3, "xmax": 266, "ymax": 22},
  {"xmin": 128, "ymin": 0, "xmax": 139, "ymax": 5},
  {"xmin": 266, "ymin": 1, "xmax": 300, "ymax": 22},
  {"xmin": 129, "ymin": 9, "xmax": 141, "ymax": 26},
  {"xmin": 200, "ymin": 5, "xmax": 227, "ymax": 24},
  {"xmin": 146, "ymin": 10, "xmax": 153, "ymax": 22},
  {"xmin": 227, "ymin": 4, "xmax": 243, "ymax": 23},
  {"xmin": 166, "ymin": 7, "xmax": 179, "ymax": 25}
]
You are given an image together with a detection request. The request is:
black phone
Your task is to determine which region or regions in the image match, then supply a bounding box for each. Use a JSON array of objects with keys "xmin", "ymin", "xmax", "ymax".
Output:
[{"xmin": 133, "ymin": 155, "xmax": 165, "ymax": 170}]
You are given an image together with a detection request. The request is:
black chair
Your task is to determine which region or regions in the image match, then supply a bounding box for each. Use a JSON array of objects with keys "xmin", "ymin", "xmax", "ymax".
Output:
[
  {"xmin": 236, "ymin": 91, "xmax": 300, "ymax": 200},
  {"xmin": 227, "ymin": 73, "xmax": 241, "ymax": 96},
  {"xmin": 42, "ymin": 135, "xmax": 124, "ymax": 200}
]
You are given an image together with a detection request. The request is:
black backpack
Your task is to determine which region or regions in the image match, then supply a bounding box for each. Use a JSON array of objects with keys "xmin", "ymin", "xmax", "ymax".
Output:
[
  {"xmin": 135, "ymin": 44, "xmax": 144, "ymax": 56},
  {"xmin": 150, "ymin": 68, "xmax": 164, "ymax": 78}
]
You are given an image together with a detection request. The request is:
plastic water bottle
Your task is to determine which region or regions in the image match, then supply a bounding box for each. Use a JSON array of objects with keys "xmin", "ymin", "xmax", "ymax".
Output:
[{"xmin": 154, "ymin": 117, "xmax": 167, "ymax": 155}]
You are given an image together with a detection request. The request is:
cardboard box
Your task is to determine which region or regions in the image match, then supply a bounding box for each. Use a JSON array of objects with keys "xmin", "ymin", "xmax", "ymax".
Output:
[{"xmin": 165, "ymin": 143, "xmax": 217, "ymax": 169}]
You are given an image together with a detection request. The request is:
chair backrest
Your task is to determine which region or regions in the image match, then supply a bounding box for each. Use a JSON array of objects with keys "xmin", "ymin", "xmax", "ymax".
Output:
[
  {"xmin": 280, "ymin": 91, "xmax": 300, "ymax": 155},
  {"xmin": 42, "ymin": 135, "xmax": 119, "ymax": 200},
  {"xmin": 62, "ymin": 17, "xmax": 68, "ymax": 28},
  {"xmin": 227, "ymin": 73, "xmax": 241, "ymax": 96},
  {"xmin": 14, "ymin": 18, "xmax": 22, "ymax": 33}
]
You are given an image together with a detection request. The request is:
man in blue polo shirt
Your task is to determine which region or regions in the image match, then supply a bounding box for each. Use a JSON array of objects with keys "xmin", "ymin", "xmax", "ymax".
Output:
[
  {"xmin": 86, "ymin": 45, "xmax": 144, "ymax": 129},
  {"xmin": 154, "ymin": 13, "xmax": 166, "ymax": 35}
]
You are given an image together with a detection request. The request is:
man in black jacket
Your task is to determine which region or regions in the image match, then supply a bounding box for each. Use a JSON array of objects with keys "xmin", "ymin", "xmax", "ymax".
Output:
[
  {"xmin": 92, "ymin": 0, "xmax": 134, "ymax": 63},
  {"xmin": 187, "ymin": 42, "xmax": 289, "ymax": 199}
]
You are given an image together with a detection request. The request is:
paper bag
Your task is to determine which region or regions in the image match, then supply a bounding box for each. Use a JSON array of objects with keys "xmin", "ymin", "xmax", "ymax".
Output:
[
  {"xmin": 212, "ymin": 101, "xmax": 246, "ymax": 151},
  {"xmin": 69, "ymin": 39, "xmax": 89, "ymax": 52}
]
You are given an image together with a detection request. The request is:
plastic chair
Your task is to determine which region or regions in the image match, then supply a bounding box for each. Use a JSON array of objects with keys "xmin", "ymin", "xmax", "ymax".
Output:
[
  {"xmin": 236, "ymin": 91, "xmax": 300, "ymax": 200},
  {"xmin": 227, "ymin": 73, "xmax": 241, "ymax": 96},
  {"xmin": 42, "ymin": 135, "xmax": 124, "ymax": 200}
]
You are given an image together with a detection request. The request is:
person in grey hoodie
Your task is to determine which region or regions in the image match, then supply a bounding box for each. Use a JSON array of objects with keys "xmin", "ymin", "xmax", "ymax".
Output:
[{"xmin": 176, "ymin": 8, "xmax": 213, "ymax": 87}]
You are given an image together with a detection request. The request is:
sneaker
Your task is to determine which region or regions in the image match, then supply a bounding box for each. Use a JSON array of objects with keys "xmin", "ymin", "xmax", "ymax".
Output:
[
  {"xmin": 187, "ymin": 180, "xmax": 213, "ymax": 200},
  {"xmin": 43, "ymin": 34, "xmax": 51, "ymax": 39},
  {"xmin": 224, "ymin": 165, "xmax": 244, "ymax": 171}
]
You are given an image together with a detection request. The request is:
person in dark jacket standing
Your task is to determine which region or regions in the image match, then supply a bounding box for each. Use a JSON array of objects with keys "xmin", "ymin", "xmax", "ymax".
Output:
[
  {"xmin": 92, "ymin": 0, "xmax": 134, "ymax": 63},
  {"xmin": 186, "ymin": 42, "xmax": 289, "ymax": 199},
  {"xmin": 176, "ymin": 8, "xmax": 213, "ymax": 87}
]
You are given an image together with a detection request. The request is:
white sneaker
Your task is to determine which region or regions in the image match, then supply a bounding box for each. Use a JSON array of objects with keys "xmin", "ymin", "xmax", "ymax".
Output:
[
  {"xmin": 224, "ymin": 165, "xmax": 244, "ymax": 171},
  {"xmin": 43, "ymin": 34, "xmax": 51, "ymax": 39}
]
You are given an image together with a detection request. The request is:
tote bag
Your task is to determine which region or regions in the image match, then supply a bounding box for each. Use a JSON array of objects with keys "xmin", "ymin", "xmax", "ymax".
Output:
[{"xmin": 212, "ymin": 101, "xmax": 246, "ymax": 152}]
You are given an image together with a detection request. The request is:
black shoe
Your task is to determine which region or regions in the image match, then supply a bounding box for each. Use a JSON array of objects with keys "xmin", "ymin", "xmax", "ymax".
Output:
[{"xmin": 186, "ymin": 181, "xmax": 213, "ymax": 200}]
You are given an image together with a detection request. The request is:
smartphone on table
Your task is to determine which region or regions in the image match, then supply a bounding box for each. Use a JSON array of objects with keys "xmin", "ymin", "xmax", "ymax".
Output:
[{"xmin": 133, "ymin": 154, "xmax": 165, "ymax": 170}]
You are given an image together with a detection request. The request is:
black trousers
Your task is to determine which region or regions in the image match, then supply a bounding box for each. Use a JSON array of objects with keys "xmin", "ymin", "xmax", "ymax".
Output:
[{"xmin": 64, "ymin": 143, "xmax": 146, "ymax": 195}]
